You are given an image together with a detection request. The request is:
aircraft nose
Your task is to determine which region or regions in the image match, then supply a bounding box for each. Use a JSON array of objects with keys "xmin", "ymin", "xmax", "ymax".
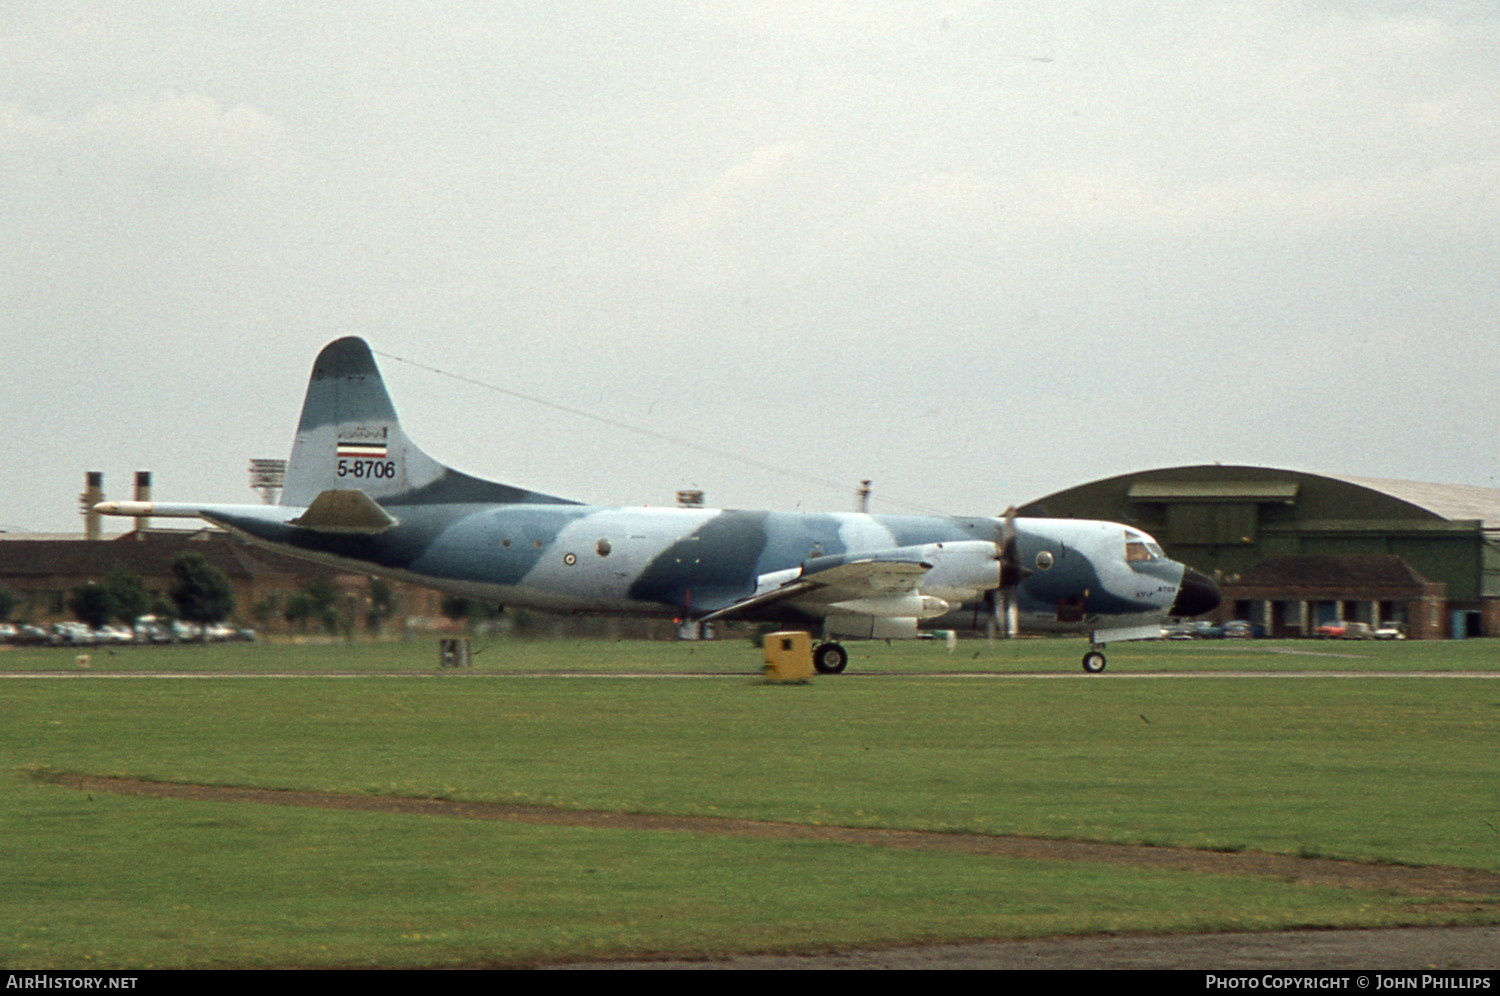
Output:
[{"xmin": 1171, "ymin": 567, "xmax": 1221, "ymax": 617}]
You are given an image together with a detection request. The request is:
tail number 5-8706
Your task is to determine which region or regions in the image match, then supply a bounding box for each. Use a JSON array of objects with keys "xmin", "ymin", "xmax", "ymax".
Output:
[{"xmin": 337, "ymin": 459, "xmax": 397, "ymax": 480}]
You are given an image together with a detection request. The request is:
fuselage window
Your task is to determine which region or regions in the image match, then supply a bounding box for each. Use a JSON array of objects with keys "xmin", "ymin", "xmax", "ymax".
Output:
[{"xmin": 596, "ymin": 538, "xmax": 612, "ymax": 557}]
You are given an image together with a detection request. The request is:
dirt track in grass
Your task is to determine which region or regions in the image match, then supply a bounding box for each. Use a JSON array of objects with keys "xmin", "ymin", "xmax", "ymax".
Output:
[
  {"xmin": 45, "ymin": 772, "xmax": 1500, "ymax": 897},
  {"xmin": 543, "ymin": 925, "xmax": 1500, "ymax": 970},
  {"xmin": 43, "ymin": 772, "xmax": 1500, "ymax": 970}
]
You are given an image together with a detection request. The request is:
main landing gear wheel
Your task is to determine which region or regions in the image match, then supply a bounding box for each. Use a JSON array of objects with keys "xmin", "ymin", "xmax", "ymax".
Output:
[
  {"xmin": 1081, "ymin": 650, "xmax": 1107, "ymax": 673},
  {"xmin": 812, "ymin": 641, "xmax": 849, "ymax": 674}
]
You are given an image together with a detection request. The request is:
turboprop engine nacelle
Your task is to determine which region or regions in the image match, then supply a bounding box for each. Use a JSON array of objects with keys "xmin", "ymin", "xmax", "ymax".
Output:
[
  {"xmin": 914, "ymin": 540, "xmax": 1005, "ymax": 603},
  {"xmin": 829, "ymin": 593, "xmax": 951, "ymax": 620}
]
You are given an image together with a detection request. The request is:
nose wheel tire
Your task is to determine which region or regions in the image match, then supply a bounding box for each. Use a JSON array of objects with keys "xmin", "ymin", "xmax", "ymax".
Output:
[
  {"xmin": 1082, "ymin": 650, "xmax": 1107, "ymax": 673},
  {"xmin": 813, "ymin": 642, "xmax": 849, "ymax": 674}
]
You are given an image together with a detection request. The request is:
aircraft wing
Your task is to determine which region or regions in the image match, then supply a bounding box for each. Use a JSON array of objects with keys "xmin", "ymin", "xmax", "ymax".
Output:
[{"xmin": 699, "ymin": 558, "xmax": 932, "ymax": 623}]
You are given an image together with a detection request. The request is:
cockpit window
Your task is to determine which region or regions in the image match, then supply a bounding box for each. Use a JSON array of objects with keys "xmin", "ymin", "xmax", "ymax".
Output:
[{"xmin": 1124, "ymin": 530, "xmax": 1165, "ymax": 562}]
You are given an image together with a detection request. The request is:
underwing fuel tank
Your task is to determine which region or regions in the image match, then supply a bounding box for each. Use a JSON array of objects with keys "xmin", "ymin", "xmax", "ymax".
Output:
[{"xmin": 829, "ymin": 594, "xmax": 951, "ymax": 619}]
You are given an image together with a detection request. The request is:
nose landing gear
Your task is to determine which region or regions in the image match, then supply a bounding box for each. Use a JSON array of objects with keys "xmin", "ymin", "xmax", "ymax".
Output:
[{"xmin": 1082, "ymin": 644, "xmax": 1107, "ymax": 673}]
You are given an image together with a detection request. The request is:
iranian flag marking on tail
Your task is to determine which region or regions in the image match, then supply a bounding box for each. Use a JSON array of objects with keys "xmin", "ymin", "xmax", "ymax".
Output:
[{"xmin": 337, "ymin": 440, "xmax": 388, "ymax": 458}]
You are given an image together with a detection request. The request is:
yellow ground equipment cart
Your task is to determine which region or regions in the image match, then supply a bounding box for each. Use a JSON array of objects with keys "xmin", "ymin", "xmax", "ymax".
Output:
[{"xmin": 762, "ymin": 631, "xmax": 814, "ymax": 683}]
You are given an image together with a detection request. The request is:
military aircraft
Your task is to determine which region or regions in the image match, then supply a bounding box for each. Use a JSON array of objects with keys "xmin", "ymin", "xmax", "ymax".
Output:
[{"xmin": 98, "ymin": 337, "xmax": 1220, "ymax": 672}]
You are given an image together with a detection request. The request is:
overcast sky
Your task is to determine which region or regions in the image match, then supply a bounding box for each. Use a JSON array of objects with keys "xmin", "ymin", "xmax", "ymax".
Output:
[{"xmin": 3, "ymin": 2, "xmax": 1497, "ymax": 534}]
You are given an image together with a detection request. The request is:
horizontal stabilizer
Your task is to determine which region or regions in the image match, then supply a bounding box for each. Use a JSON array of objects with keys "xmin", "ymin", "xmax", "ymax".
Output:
[
  {"xmin": 95, "ymin": 501, "xmax": 218, "ymax": 519},
  {"xmin": 288, "ymin": 490, "xmax": 398, "ymax": 534}
]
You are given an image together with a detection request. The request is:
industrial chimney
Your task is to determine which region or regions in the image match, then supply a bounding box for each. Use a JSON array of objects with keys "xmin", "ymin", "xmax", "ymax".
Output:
[
  {"xmin": 80, "ymin": 472, "xmax": 104, "ymax": 541},
  {"xmin": 133, "ymin": 471, "xmax": 153, "ymax": 536}
]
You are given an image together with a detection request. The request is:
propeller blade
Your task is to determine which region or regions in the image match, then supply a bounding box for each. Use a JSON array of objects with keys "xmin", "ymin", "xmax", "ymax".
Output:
[{"xmin": 988, "ymin": 506, "xmax": 1029, "ymax": 639}]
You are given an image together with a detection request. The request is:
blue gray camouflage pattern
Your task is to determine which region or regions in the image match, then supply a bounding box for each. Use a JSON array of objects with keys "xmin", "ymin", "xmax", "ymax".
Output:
[{"xmin": 99, "ymin": 337, "xmax": 1220, "ymax": 672}]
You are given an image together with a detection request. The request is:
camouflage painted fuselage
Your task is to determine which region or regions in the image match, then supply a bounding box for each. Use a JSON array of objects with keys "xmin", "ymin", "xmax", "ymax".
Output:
[
  {"xmin": 205, "ymin": 500, "xmax": 1188, "ymax": 637},
  {"xmin": 99, "ymin": 336, "xmax": 1220, "ymax": 644}
]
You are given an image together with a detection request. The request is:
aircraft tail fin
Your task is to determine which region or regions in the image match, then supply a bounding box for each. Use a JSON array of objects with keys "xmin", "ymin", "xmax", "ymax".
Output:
[{"xmin": 281, "ymin": 337, "xmax": 575, "ymax": 508}]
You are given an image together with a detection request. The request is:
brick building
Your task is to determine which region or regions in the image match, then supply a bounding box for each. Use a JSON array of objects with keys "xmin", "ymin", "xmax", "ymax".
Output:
[{"xmin": 0, "ymin": 528, "xmax": 445, "ymax": 636}]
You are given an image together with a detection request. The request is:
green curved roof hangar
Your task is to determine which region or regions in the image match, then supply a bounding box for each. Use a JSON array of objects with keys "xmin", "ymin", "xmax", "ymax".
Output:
[{"xmin": 1026, "ymin": 465, "xmax": 1500, "ymax": 639}]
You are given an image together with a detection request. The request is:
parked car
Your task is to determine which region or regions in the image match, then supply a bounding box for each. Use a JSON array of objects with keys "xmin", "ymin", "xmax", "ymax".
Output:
[
  {"xmin": 1374, "ymin": 621, "xmax": 1408, "ymax": 640},
  {"xmin": 1315, "ymin": 622, "xmax": 1348, "ymax": 639},
  {"xmin": 1341, "ymin": 622, "xmax": 1374, "ymax": 640},
  {"xmin": 15, "ymin": 624, "xmax": 57, "ymax": 645},
  {"xmin": 52, "ymin": 622, "xmax": 96, "ymax": 645},
  {"xmin": 134, "ymin": 619, "xmax": 173, "ymax": 643},
  {"xmin": 94, "ymin": 625, "xmax": 136, "ymax": 644},
  {"xmin": 1221, "ymin": 620, "xmax": 1262, "ymax": 639},
  {"xmin": 1181, "ymin": 620, "xmax": 1224, "ymax": 639}
]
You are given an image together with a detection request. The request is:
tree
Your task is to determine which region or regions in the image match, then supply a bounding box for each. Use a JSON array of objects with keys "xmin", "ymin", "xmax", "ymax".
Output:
[
  {"xmin": 282, "ymin": 591, "xmax": 316, "ymax": 633},
  {"xmin": 366, "ymin": 578, "xmax": 396, "ymax": 635},
  {"xmin": 69, "ymin": 583, "xmax": 114, "ymax": 629},
  {"xmin": 103, "ymin": 564, "xmax": 151, "ymax": 628},
  {"xmin": 441, "ymin": 595, "xmax": 503, "ymax": 633},
  {"xmin": 148, "ymin": 594, "xmax": 178, "ymax": 622},
  {"xmin": 440, "ymin": 594, "xmax": 478, "ymax": 624},
  {"xmin": 284, "ymin": 578, "xmax": 339, "ymax": 634},
  {"xmin": 250, "ymin": 593, "xmax": 282, "ymax": 629},
  {"xmin": 303, "ymin": 578, "xmax": 340, "ymax": 634},
  {"xmin": 168, "ymin": 552, "xmax": 235, "ymax": 636}
]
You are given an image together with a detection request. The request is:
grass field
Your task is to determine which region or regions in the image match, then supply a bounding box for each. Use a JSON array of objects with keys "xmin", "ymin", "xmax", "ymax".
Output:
[
  {"xmin": 4, "ymin": 630, "xmax": 1499, "ymax": 674},
  {"xmin": 2, "ymin": 637, "xmax": 1497, "ymax": 968}
]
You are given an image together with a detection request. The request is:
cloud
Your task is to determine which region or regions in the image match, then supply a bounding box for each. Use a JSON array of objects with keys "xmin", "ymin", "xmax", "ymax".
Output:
[
  {"xmin": 890, "ymin": 158, "xmax": 1500, "ymax": 240},
  {"xmin": 660, "ymin": 141, "xmax": 806, "ymax": 237},
  {"xmin": 3, "ymin": 4, "xmax": 1498, "ymax": 533},
  {"xmin": 1, "ymin": 92, "xmax": 293, "ymax": 196}
]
